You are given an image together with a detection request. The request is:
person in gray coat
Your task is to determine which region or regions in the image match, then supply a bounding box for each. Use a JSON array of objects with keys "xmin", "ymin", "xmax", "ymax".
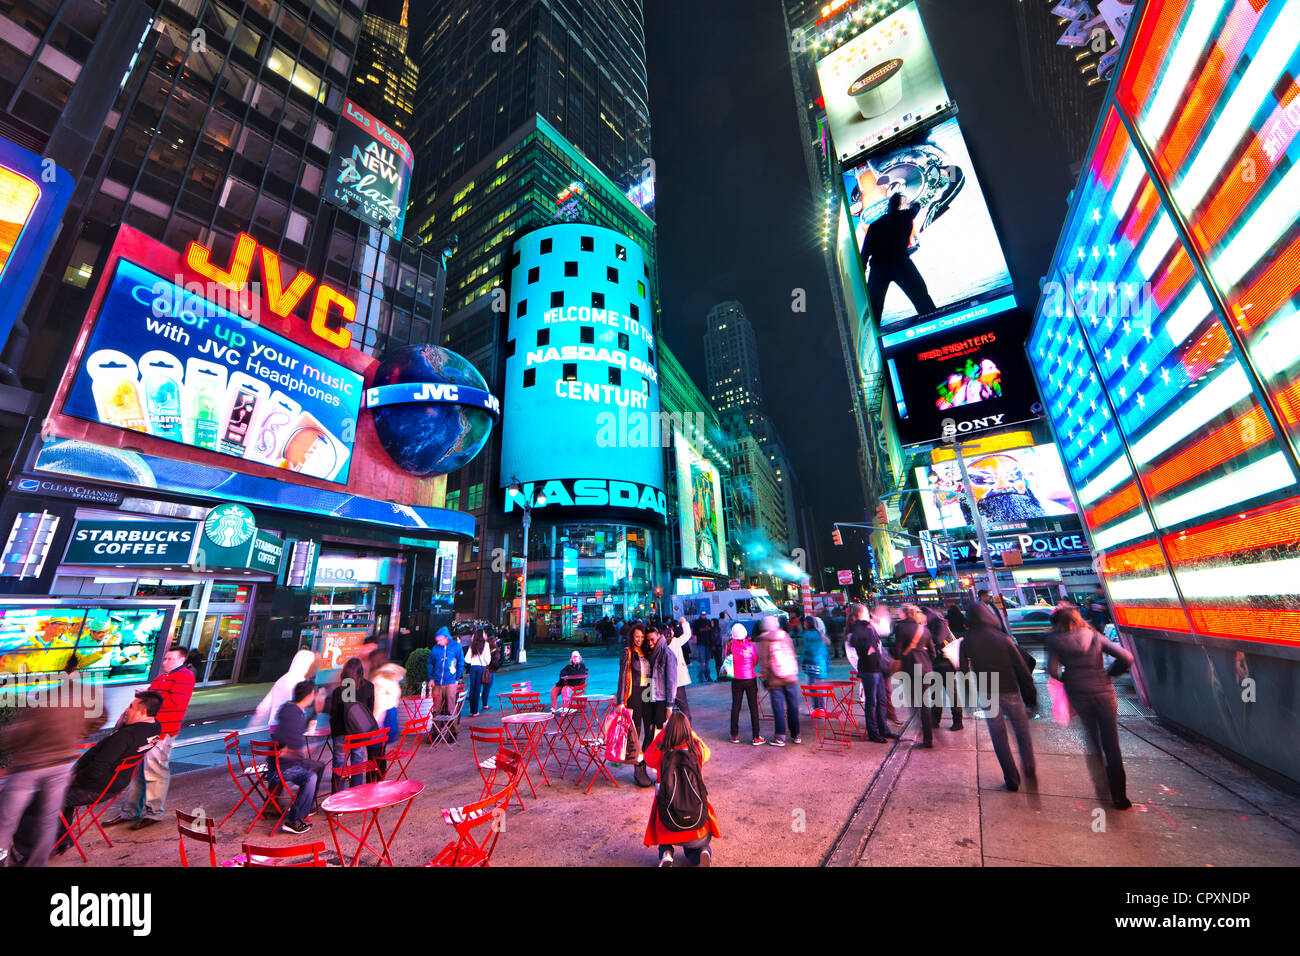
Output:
[{"xmin": 961, "ymin": 603, "xmax": 1037, "ymax": 790}]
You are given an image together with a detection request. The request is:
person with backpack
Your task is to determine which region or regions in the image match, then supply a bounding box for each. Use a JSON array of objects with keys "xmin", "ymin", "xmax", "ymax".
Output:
[
  {"xmin": 725, "ymin": 623, "xmax": 762, "ymax": 745},
  {"xmin": 1046, "ymin": 606, "xmax": 1134, "ymax": 809},
  {"xmin": 757, "ymin": 614, "xmax": 801, "ymax": 746},
  {"xmin": 643, "ymin": 710, "xmax": 720, "ymax": 866}
]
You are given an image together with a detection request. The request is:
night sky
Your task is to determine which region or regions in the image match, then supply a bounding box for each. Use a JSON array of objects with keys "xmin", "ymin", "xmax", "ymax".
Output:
[{"xmin": 644, "ymin": 0, "xmax": 1081, "ymax": 565}]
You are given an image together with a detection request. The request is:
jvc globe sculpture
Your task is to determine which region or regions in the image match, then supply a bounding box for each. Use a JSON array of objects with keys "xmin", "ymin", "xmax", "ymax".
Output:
[{"xmin": 370, "ymin": 345, "xmax": 495, "ymax": 476}]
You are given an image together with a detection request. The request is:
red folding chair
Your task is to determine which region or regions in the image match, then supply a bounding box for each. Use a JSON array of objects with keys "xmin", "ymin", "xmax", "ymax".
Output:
[
  {"xmin": 58, "ymin": 754, "xmax": 145, "ymax": 862},
  {"xmin": 247, "ymin": 741, "xmax": 299, "ymax": 835},
  {"xmin": 571, "ymin": 696, "xmax": 620, "ymax": 795},
  {"xmin": 543, "ymin": 692, "xmax": 585, "ymax": 778},
  {"xmin": 429, "ymin": 686, "xmax": 467, "ymax": 747},
  {"xmin": 425, "ymin": 777, "xmax": 517, "ymax": 867},
  {"xmin": 802, "ymin": 686, "xmax": 851, "ymax": 755},
  {"xmin": 334, "ymin": 729, "xmax": 389, "ymax": 790},
  {"xmin": 176, "ymin": 809, "xmax": 218, "ymax": 867},
  {"xmin": 218, "ymin": 732, "xmax": 270, "ymax": 828},
  {"xmin": 470, "ymin": 727, "xmax": 527, "ymax": 811},
  {"xmin": 384, "ymin": 715, "xmax": 429, "ymax": 780},
  {"xmin": 499, "ymin": 690, "xmax": 543, "ymax": 716},
  {"xmin": 241, "ymin": 841, "xmax": 328, "ymax": 867}
]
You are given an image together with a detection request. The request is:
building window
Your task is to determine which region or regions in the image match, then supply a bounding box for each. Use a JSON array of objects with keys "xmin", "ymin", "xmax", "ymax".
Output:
[
  {"xmin": 467, "ymin": 484, "xmax": 484, "ymax": 510},
  {"xmin": 608, "ymin": 367, "xmax": 621, "ymax": 386},
  {"xmin": 540, "ymin": 237, "xmax": 552, "ymax": 254},
  {"xmin": 563, "ymin": 363, "xmax": 577, "ymax": 382},
  {"xmin": 618, "ymin": 333, "xmax": 630, "ymax": 350},
  {"xmin": 564, "ymin": 261, "xmax": 578, "ymax": 277},
  {"xmin": 615, "ymin": 243, "xmax": 626, "ymax": 261},
  {"xmin": 510, "ymin": 250, "xmax": 521, "ymax": 268},
  {"xmin": 607, "ymin": 266, "xmax": 618, "ymax": 283},
  {"xmin": 528, "ymin": 266, "xmax": 539, "ymax": 283},
  {"xmin": 591, "ymin": 291, "xmax": 605, "ymax": 309},
  {"xmin": 637, "ymin": 280, "xmax": 645, "ymax": 297},
  {"xmin": 580, "ymin": 326, "xmax": 594, "ymax": 344},
  {"xmin": 537, "ymin": 329, "xmax": 550, "ymax": 346},
  {"xmin": 580, "ymin": 235, "xmax": 593, "ymax": 251},
  {"xmin": 517, "ymin": 299, "xmax": 527, "ymax": 317},
  {"xmin": 648, "ymin": 347, "xmax": 655, "ymax": 366},
  {"xmin": 446, "ymin": 489, "xmax": 461, "ymax": 510},
  {"xmin": 629, "ymin": 303, "xmax": 639, "ymax": 320},
  {"xmin": 523, "ymin": 368, "xmax": 536, "ymax": 387},
  {"xmin": 550, "ymin": 290, "xmax": 564, "ymax": 307}
]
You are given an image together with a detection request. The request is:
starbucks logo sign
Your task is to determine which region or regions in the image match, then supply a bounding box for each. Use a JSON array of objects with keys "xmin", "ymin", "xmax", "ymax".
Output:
[{"xmin": 205, "ymin": 504, "xmax": 256, "ymax": 549}]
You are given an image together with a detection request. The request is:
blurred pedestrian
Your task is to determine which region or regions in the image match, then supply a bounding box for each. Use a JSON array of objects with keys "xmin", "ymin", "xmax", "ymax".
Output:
[
  {"xmin": 799, "ymin": 614, "xmax": 829, "ymax": 685},
  {"xmin": 725, "ymin": 623, "xmax": 762, "ymax": 746},
  {"xmin": 925, "ymin": 606, "xmax": 964, "ymax": 731},
  {"xmin": 1046, "ymin": 607, "xmax": 1134, "ymax": 809},
  {"xmin": 465, "ymin": 628, "xmax": 493, "ymax": 716},
  {"xmin": 250, "ymin": 648, "xmax": 317, "ymax": 731},
  {"xmin": 757, "ymin": 614, "xmax": 801, "ymax": 746},
  {"xmin": 895, "ymin": 605, "xmax": 935, "ymax": 747},
  {"xmin": 962, "ymin": 602, "xmax": 1036, "ymax": 790},
  {"xmin": 327, "ymin": 656, "xmax": 377, "ymax": 790},
  {"xmin": 847, "ymin": 609, "xmax": 892, "ymax": 742}
]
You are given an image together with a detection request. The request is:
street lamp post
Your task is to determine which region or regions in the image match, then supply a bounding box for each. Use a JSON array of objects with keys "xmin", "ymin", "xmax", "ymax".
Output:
[
  {"xmin": 507, "ymin": 480, "xmax": 547, "ymax": 664},
  {"xmin": 947, "ymin": 441, "xmax": 1003, "ymax": 601}
]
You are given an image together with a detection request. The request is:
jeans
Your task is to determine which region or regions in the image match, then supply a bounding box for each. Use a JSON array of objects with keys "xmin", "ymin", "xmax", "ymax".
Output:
[
  {"xmin": 730, "ymin": 678, "xmax": 759, "ymax": 739},
  {"xmin": 331, "ymin": 736, "xmax": 364, "ymax": 791},
  {"xmin": 279, "ymin": 759, "xmax": 325, "ymax": 825},
  {"xmin": 0, "ymin": 763, "xmax": 73, "ymax": 867},
  {"xmin": 768, "ymin": 684, "xmax": 800, "ymax": 738},
  {"xmin": 481, "ymin": 669, "xmax": 494, "ymax": 711},
  {"xmin": 1070, "ymin": 689, "xmax": 1127, "ymax": 804},
  {"xmin": 860, "ymin": 672, "xmax": 888, "ymax": 739},
  {"xmin": 117, "ymin": 732, "xmax": 175, "ymax": 821},
  {"xmin": 466, "ymin": 664, "xmax": 486, "ymax": 716},
  {"xmin": 698, "ymin": 649, "xmax": 713, "ymax": 683},
  {"xmin": 985, "ymin": 692, "xmax": 1036, "ymax": 788},
  {"xmin": 659, "ymin": 833, "xmax": 711, "ymax": 864},
  {"xmin": 672, "ymin": 687, "xmax": 692, "ymax": 721}
]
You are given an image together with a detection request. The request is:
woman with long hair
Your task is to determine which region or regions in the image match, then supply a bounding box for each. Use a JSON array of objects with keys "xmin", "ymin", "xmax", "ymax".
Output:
[
  {"xmin": 465, "ymin": 628, "xmax": 492, "ymax": 717},
  {"xmin": 617, "ymin": 624, "xmax": 652, "ymax": 785},
  {"xmin": 328, "ymin": 656, "xmax": 377, "ymax": 790},
  {"xmin": 643, "ymin": 710, "xmax": 721, "ymax": 866},
  {"xmin": 895, "ymin": 604, "xmax": 935, "ymax": 747},
  {"xmin": 1046, "ymin": 606, "xmax": 1134, "ymax": 809}
]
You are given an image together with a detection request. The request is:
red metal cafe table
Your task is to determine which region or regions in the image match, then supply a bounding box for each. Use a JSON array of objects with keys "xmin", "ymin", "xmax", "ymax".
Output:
[
  {"xmin": 319, "ymin": 779, "xmax": 424, "ymax": 867},
  {"xmin": 820, "ymin": 679, "xmax": 866, "ymax": 738},
  {"xmin": 501, "ymin": 711, "xmax": 554, "ymax": 796},
  {"xmin": 305, "ymin": 725, "xmax": 333, "ymax": 761}
]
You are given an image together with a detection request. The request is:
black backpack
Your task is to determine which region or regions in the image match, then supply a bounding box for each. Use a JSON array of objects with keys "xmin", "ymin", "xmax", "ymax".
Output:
[{"xmin": 656, "ymin": 747, "xmax": 708, "ymax": 832}]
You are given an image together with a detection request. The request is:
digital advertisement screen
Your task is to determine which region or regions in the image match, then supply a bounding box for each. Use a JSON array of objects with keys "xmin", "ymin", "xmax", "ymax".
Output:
[
  {"xmin": 915, "ymin": 443, "xmax": 1078, "ymax": 534},
  {"xmin": 815, "ymin": 2, "xmax": 952, "ymax": 163},
  {"xmin": 324, "ymin": 99, "xmax": 413, "ymax": 239},
  {"xmin": 500, "ymin": 223, "xmax": 666, "ymax": 519},
  {"xmin": 0, "ymin": 604, "xmax": 172, "ymax": 685},
  {"xmin": 61, "ymin": 260, "xmax": 363, "ymax": 484},
  {"xmin": 674, "ymin": 432, "xmax": 726, "ymax": 574},
  {"xmin": 842, "ymin": 117, "xmax": 1014, "ymax": 329},
  {"xmin": 888, "ymin": 308, "xmax": 1039, "ymax": 446}
]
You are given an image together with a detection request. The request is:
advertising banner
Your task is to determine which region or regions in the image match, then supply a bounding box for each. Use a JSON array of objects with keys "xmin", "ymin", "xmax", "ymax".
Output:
[
  {"xmin": 324, "ymin": 99, "xmax": 413, "ymax": 238},
  {"xmin": 674, "ymin": 432, "xmax": 726, "ymax": 573},
  {"xmin": 887, "ymin": 308, "xmax": 1040, "ymax": 446},
  {"xmin": 500, "ymin": 223, "xmax": 666, "ymax": 519},
  {"xmin": 915, "ymin": 442, "xmax": 1079, "ymax": 533},
  {"xmin": 0, "ymin": 603, "xmax": 175, "ymax": 685},
  {"xmin": 815, "ymin": 2, "xmax": 952, "ymax": 163},
  {"xmin": 61, "ymin": 259, "xmax": 362, "ymax": 484},
  {"xmin": 842, "ymin": 118, "xmax": 1014, "ymax": 330},
  {"xmin": 63, "ymin": 520, "xmax": 197, "ymax": 565}
]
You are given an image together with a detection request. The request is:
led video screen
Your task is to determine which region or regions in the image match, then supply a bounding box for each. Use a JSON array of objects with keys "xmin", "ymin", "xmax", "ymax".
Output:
[
  {"xmin": 0, "ymin": 604, "xmax": 173, "ymax": 685},
  {"xmin": 674, "ymin": 432, "xmax": 726, "ymax": 574},
  {"xmin": 842, "ymin": 118, "xmax": 1013, "ymax": 329},
  {"xmin": 915, "ymin": 443, "xmax": 1078, "ymax": 534},
  {"xmin": 815, "ymin": 1, "xmax": 952, "ymax": 163},
  {"xmin": 62, "ymin": 260, "xmax": 363, "ymax": 484}
]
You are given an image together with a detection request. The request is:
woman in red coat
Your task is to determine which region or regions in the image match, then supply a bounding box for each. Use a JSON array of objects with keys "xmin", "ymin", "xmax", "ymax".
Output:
[{"xmin": 642, "ymin": 710, "xmax": 721, "ymax": 866}]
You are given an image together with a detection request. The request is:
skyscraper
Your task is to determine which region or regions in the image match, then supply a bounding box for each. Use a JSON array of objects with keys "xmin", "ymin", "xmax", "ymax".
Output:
[
  {"xmin": 349, "ymin": 0, "xmax": 419, "ymax": 135},
  {"xmin": 704, "ymin": 301, "xmax": 763, "ymax": 414}
]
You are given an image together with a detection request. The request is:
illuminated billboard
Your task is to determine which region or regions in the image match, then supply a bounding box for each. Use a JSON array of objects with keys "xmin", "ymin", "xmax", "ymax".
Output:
[
  {"xmin": 915, "ymin": 442, "xmax": 1078, "ymax": 534},
  {"xmin": 842, "ymin": 118, "xmax": 1013, "ymax": 329},
  {"xmin": 0, "ymin": 138, "xmax": 75, "ymax": 351},
  {"xmin": 324, "ymin": 99, "xmax": 413, "ymax": 239},
  {"xmin": 0, "ymin": 603, "xmax": 176, "ymax": 686},
  {"xmin": 36, "ymin": 227, "xmax": 467, "ymax": 534},
  {"xmin": 674, "ymin": 432, "xmax": 726, "ymax": 573},
  {"xmin": 62, "ymin": 260, "xmax": 362, "ymax": 483},
  {"xmin": 500, "ymin": 223, "xmax": 666, "ymax": 519},
  {"xmin": 815, "ymin": 2, "xmax": 952, "ymax": 163},
  {"xmin": 887, "ymin": 307, "xmax": 1040, "ymax": 446}
]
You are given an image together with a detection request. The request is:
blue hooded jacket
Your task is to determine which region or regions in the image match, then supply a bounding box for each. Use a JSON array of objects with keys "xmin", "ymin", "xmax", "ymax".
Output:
[{"xmin": 427, "ymin": 628, "xmax": 465, "ymax": 685}]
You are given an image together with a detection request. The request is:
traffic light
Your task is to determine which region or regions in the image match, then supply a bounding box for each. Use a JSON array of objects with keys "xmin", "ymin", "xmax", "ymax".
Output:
[{"xmin": 832, "ymin": 527, "xmax": 843, "ymax": 546}]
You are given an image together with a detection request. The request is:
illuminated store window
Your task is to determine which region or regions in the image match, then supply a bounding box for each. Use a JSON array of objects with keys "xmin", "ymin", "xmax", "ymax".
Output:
[
  {"xmin": 637, "ymin": 281, "xmax": 645, "ymax": 297},
  {"xmin": 550, "ymin": 290, "xmax": 564, "ymax": 307},
  {"xmin": 563, "ymin": 363, "xmax": 577, "ymax": 381},
  {"xmin": 564, "ymin": 261, "xmax": 578, "ymax": 277},
  {"xmin": 523, "ymin": 368, "xmax": 536, "ymax": 388},
  {"xmin": 616, "ymin": 244, "xmax": 626, "ymax": 261},
  {"xmin": 580, "ymin": 326, "xmax": 594, "ymax": 344},
  {"xmin": 580, "ymin": 235, "xmax": 593, "ymax": 251},
  {"xmin": 468, "ymin": 484, "xmax": 484, "ymax": 510},
  {"xmin": 591, "ymin": 292, "xmax": 604, "ymax": 309}
]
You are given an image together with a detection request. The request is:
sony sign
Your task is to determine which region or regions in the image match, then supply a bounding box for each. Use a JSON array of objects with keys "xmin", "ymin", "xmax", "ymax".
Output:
[
  {"xmin": 941, "ymin": 414, "xmax": 1004, "ymax": 440},
  {"xmin": 503, "ymin": 478, "xmax": 667, "ymax": 518}
]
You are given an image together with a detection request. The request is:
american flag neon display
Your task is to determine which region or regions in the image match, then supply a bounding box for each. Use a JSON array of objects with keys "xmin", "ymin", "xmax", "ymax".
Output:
[{"xmin": 1029, "ymin": 0, "xmax": 1300, "ymax": 646}]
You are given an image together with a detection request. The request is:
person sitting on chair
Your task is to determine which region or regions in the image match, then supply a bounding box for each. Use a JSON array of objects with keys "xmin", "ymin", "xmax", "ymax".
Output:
[
  {"xmin": 272, "ymin": 680, "xmax": 326, "ymax": 835},
  {"xmin": 550, "ymin": 651, "xmax": 589, "ymax": 709}
]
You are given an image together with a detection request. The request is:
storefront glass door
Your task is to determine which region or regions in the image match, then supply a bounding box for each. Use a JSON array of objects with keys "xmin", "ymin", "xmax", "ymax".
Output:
[{"xmin": 134, "ymin": 580, "xmax": 252, "ymax": 685}]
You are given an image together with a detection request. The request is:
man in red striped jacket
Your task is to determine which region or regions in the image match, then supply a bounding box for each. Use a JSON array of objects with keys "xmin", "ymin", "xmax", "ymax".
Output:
[{"xmin": 105, "ymin": 645, "xmax": 195, "ymax": 831}]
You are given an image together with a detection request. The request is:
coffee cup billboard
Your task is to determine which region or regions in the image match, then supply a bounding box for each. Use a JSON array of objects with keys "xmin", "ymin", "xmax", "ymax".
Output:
[{"xmin": 816, "ymin": 2, "xmax": 952, "ymax": 163}]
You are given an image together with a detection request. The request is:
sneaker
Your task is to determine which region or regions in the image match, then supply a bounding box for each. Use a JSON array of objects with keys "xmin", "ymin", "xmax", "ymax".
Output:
[
  {"xmin": 1113, "ymin": 797, "xmax": 1133, "ymax": 810},
  {"xmin": 281, "ymin": 819, "xmax": 311, "ymax": 835},
  {"xmin": 791, "ymin": 735, "xmax": 802, "ymax": 745},
  {"xmin": 659, "ymin": 852, "xmax": 674, "ymax": 867},
  {"xmin": 752, "ymin": 737, "xmax": 765, "ymax": 746},
  {"xmin": 729, "ymin": 736, "xmax": 741, "ymax": 744},
  {"xmin": 698, "ymin": 847, "xmax": 712, "ymax": 867},
  {"xmin": 768, "ymin": 737, "xmax": 786, "ymax": 747}
]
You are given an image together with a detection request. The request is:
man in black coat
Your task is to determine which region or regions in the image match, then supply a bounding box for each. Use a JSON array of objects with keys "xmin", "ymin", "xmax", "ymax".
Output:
[
  {"xmin": 924, "ymin": 606, "xmax": 964, "ymax": 731},
  {"xmin": 894, "ymin": 606, "xmax": 935, "ymax": 747},
  {"xmin": 863, "ymin": 193, "xmax": 938, "ymax": 321},
  {"xmin": 960, "ymin": 603, "xmax": 1038, "ymax": 791}
]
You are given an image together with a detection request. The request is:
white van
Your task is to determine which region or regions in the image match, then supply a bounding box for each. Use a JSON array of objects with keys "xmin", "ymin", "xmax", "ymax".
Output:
[{"xmin": 671, "ymin": 588, "xmax": 783, "ymax": 635}]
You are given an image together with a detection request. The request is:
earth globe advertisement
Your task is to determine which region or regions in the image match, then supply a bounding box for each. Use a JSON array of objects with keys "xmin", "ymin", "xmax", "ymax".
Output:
[{"xmin": 368, "ymin": 345, "xmax": 497, "ymax": 476}]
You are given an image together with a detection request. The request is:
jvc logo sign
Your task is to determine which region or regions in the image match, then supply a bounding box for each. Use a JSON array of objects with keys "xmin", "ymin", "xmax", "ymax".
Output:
[{"xmin": 50, "ymin": 887, "xmax": 151, "ymax": 936}]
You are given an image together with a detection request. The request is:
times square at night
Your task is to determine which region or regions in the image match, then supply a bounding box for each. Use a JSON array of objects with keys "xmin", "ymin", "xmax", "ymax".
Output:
[{"xmin": 0, "ymin": 0, "xmax": 1293, "ymax": 927}]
